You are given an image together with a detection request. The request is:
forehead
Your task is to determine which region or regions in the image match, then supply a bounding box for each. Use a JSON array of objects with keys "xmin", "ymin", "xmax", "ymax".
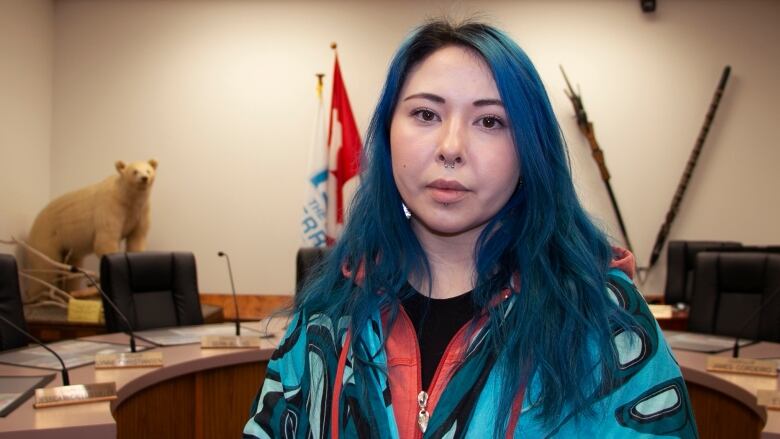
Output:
[{"xmin": 399, "ymin": 45, "xmax": 498, "ymax": 98}]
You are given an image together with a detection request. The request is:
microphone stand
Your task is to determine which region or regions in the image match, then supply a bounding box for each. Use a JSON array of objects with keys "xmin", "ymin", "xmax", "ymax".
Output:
[
  {"xmin": 732, "ymin": 285, "xmax": 780, "ymax": 358},
  {"xmin": 0, "ymin": 314, "xmax": 69, "ymax": 386},
  {"xmin": 71, "ymin": 266, "xmax": 137, "ymax": 353},
  {"xmin": 200, "ymin": 252, "xmax": 260, "ymax": 349},
  {"xmin": 218, "ymin": 251, "xmax": 241, "ymax": 336}
]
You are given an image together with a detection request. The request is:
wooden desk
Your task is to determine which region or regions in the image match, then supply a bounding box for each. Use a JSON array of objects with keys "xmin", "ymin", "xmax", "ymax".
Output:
[
  {"xmin": 672, "ymin": 338, "xmax": 780, "ymax": 438},
  {"xmin": 1, "ymin": 324, "xmax": 778, "ymax": 438},
  {"xmin": 0, "ymin": 319, "xmax": 285, "ymax": 438}
]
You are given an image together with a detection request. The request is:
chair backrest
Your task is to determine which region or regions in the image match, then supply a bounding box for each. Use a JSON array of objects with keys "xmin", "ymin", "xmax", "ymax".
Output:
[
  {"xmin": 100, "ymin": 252, "xmax": 203, "ymax": 332},
  {"xmin": 688, "ymin": 251, "xmax": 780, "ymax": 342},
  {"xmin": 664, "ymin": 240, "xmax": 742, "ymax": 305},
  {"xmin": 0, "ymin": 254, "xmax": 29, "ymax": 350},
  {"xmin": 295, "ymin": 247, "xmax": 331, "ymax": 294}
]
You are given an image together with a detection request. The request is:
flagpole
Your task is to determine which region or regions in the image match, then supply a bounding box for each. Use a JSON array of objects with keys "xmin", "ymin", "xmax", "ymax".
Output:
[{"xmin": 316, "ymin": 73, "xmax": 324, "ymax": 99}]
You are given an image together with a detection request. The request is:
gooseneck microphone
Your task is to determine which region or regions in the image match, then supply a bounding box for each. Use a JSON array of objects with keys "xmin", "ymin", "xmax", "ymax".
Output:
[
  {"xmin": 0, "ymin": 314, "xmax": 70, "ymax": 386},
  {"xmin": 70, "ymin": 266, "xmax": 137, "ymax": 353},
  {"xmin": 732, "ymin": 285, "xmax": 780, "ymax": 358},
  {"xmin": 217, "ymin": 251, "xmax": 241, "ymax": 336}
]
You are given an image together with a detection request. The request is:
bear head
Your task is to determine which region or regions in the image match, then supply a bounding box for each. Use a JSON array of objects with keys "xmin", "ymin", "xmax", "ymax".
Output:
[{"xmin": 115, "ymin": 159, "xmax": 158, "ymax": 191}]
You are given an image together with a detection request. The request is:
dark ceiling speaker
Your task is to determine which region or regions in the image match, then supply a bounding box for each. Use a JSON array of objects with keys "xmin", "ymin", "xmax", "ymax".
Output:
[{"xmin": 640, "ymin": 0, "xmax": 656, "ymax": 13}]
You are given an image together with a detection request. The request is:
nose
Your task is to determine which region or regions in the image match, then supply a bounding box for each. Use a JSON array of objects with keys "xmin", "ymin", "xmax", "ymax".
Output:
[
  {"xmin": 141, "ymin": 175, "xmax": 149, "ymax": 183},
  {"xmin": 436, "ymin": 119, "xmax": 465, "ymax": 168}
]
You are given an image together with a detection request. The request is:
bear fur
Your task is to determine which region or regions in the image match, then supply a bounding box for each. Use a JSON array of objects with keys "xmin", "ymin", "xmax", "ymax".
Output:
[{"xmin": 25, "ymin": 159, "xmax": 158, "ymax": 302}]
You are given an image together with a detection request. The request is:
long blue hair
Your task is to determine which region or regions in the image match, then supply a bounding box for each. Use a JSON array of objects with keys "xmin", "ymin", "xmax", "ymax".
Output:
[{"xmin": 296, "ymin": 19, "xmax": 630, "ymax": 433}]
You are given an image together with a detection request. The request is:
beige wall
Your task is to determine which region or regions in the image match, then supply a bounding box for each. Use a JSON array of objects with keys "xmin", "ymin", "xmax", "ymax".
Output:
[
  {"xmin": 31, "ymin": 0, "xmax": 780, "ymax": 295},
  {"xmin": 0, "ymin": 0, "xmax": 53, "ymax": 264}
]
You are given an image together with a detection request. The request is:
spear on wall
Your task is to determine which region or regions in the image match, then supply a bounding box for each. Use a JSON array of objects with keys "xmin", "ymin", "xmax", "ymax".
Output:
[{"xmin": 560, "ymin": 66, "xmax": 634, "ymax": 254}]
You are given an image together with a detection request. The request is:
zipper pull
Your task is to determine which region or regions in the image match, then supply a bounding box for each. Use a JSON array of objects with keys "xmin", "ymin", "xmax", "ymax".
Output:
[{"xmin": 417, "ymin": 390, "xmax": 429, "ymax": 434}]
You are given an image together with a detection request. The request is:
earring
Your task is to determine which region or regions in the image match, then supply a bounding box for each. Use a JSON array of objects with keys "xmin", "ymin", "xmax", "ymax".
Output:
[{"xmin": 402, "ymin": 202, "xmax": 411, "ymax": 219}]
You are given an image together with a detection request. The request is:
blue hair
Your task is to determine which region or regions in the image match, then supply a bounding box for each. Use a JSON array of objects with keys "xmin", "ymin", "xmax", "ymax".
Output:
[{"xmin": 296, "ymin": 19, "xmax": 631, "ymax": 434}]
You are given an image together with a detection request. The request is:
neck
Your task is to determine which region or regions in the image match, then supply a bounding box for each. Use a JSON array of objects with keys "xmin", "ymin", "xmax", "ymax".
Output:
[{"xmin": 409, "ymin": 219, "xmax": 483, "ymax": 299}]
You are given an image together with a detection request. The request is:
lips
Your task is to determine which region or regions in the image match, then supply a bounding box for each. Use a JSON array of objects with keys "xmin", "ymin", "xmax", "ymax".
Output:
[{"xmin": 427, "ymin": 179, "xmax": 469, "ymax": 204}]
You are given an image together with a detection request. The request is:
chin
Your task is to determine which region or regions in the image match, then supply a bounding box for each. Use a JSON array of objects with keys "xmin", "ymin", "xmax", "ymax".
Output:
[{"xmin": 412, "ymin": 215, "xmax": 484, "ymax": 237}]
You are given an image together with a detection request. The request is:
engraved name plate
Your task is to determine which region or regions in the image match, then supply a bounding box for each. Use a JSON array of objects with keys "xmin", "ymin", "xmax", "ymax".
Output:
[
  {"xmin": 706, "ymin": 356, "xmax": 778, "ymax": 377},
  {"xmin": 200, "ymin": 335, "xmax": 262, "ymax": 349},
  {"xmin": 34, "ymin": 382, "xmax": 117, "ymax": 408},
  {"xmin": 95, "ymin": 351, "xmax": 163, "ymax": 369}
]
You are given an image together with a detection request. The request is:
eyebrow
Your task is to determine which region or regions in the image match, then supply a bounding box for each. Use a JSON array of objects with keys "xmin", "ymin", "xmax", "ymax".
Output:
[{"xmin": 402, "ymin": 93, "xmax": 504, "ymax": 107}]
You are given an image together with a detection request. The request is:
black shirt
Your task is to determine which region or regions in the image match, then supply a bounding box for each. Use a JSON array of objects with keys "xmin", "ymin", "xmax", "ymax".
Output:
[{"xmin": 400, "ymin": 284, "xmax": 478, "ymax": 390}]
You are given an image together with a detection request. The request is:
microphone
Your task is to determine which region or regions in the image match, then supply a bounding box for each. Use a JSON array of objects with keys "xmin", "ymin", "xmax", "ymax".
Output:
[
  {"xmin": 217, "ymin": 251, "xmax": 241, "ymax": 336},
  {"xmin": 70, "ymin": 266, "xmax": 137, "ymax": 353},
  {"xmin": 0, "ymin": 314, "xmax": 69, "ymax": 386},
  {"xmin": 732, "ymin": 285, "xmax": 780, "ymax": 358}
]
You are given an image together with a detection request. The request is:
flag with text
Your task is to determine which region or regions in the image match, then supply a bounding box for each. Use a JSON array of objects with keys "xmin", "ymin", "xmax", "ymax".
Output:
[{"xmin": 301, "ymin": 78, "xmax": 328, "ymax": 247}]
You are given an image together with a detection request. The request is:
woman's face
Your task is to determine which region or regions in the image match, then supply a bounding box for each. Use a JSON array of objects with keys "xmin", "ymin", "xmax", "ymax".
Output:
[{"xmin": 390, "ymin": 45, "xmax": 520, "ymax": 238}]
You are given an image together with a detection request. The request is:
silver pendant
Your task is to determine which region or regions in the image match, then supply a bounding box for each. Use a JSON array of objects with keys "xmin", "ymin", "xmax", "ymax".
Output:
[{"xmin": 417, "ymin": 391, "xmax": 429, "ymax": 433}]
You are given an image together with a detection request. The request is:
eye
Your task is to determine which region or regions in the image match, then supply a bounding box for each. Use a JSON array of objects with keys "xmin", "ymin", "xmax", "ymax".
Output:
[
  {"xmin": 477, "ymin": 115, "xmax": 505, "ymax": 130},
  {"xmin": 411, "ymin": 108, "xmax": 440, "ymax": 123},
  {"xmin": 133, "ymin": 170, "xmax": 139, "ymax": 175}
]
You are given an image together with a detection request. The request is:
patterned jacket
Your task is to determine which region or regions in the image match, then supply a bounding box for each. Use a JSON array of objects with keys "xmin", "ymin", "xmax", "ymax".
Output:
[{"xmin": 243, "ymin": 253, "xmax": 698, "ymax": 438}]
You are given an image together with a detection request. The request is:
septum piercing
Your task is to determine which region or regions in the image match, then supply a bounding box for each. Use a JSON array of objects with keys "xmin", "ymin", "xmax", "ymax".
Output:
[{"xmin": 443, "ymin": 162, "xmax": 455, "ymax": 169}]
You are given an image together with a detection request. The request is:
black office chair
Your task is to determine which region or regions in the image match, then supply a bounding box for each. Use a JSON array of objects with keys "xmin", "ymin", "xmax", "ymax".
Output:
[
  {"xmin": 100, "ymin": 252, "xmax": 203, "ymax": 332},
  {"xmin": 664, "ymin": 240, "xmax": 742, "ymax": 305},
  {"xmin": 688, "ymin": 251, "xmax": 780, "ymax": 342},
  {"xmin": 0, "ymin": 254, "xmax": 30, "ymax": 350},
  {"xmin": 295, "ymin": 247, "xmax": 331, "ymax": 294}
]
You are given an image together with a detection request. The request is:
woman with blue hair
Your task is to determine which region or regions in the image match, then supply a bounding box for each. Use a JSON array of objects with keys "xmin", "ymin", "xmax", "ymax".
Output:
[{"xmin": 244, "ymin": 19, "xmax": 697, "ymax": 438}]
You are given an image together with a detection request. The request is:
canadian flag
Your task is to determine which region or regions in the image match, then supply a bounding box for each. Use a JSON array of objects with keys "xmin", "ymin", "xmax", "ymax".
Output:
[{"xmin": 326, "ymin": 56, "xmax": 362, "ymax": 243}]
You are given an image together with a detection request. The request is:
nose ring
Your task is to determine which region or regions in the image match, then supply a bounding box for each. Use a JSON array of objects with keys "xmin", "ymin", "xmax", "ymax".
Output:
[{"xmin": 439, "ymin": 154, "xmax": 460, "ymax": 169}]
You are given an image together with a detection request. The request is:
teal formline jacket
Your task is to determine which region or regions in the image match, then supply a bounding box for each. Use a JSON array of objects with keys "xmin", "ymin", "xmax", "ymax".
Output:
[{"xmin": 243, "ymin": 267, "xmax": 698, "ymax": 438}]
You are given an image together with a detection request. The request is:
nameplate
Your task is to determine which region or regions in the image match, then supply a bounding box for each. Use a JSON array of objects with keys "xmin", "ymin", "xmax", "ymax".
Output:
[
  {"xmin": 706, "ymin": 356, "xmax": 778, "ymax": 377},
  {"xmin": 34, "ymin": 382, "xmax": 117, "ymax": 408},
  {"xmin": 648, "ymin": 304, "xmax": 673, "ymax": 319},
  {"xmin": 67, "ymin": 298, "xmax": 103, "ymax": 324},
  {"xmin": 757, "ymin": 390, "xmax": 780, "ymax": 410},
  {"xmin": 200, "ymin": 335, "xmax": 261, "ymax": 349},
  {"xmin": 94, "ymin": 351, "xmax": 163, "ymax": 369}
]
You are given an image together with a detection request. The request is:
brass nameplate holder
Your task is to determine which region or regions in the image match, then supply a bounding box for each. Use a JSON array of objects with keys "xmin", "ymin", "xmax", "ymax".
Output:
[
  {"xmin": 200, "ymin": 335, "xmax": 261, "ymax": 349},
  {"xmin": 706, "ymin": 356, "xmax": 778, "ymax": 377},
  {"xmin": 95, "ymin": 351, "xmax": 163, "ymax": 369},
  {"xmin": 34, "ymin": 382, "xmax": 117, "ymax": 408},
  {"xmin": 757, "ymin": 390, "xmax": 780, "ymax": 410}
]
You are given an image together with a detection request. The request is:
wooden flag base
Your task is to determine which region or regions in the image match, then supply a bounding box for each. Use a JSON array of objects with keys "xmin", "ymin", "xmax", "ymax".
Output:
[
  {"xmin": 34, "ymin": 382, "xmax": 117, "ymax": 408},
  {"xmin": 200, "ymin": 335, "xmax": 262, "ymax": 349},
  {"xmin": 95, "ymin": 351, "xmax": 163, "ymax": 369}
]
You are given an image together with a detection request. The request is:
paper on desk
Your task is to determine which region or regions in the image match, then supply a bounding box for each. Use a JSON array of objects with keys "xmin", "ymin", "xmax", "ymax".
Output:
[
  {"xmin": 0, "ymin": 374, "xmax": 56, "ymax": 417},
  {"xmin": 0, "ymin": 393, "xmax": 21, "ymax": 414},
  {"xmin": 0, "ymin": 340, "xmax": 138, "ymax": 370},
  {"xmin": 664, "ymin": 331, "xmax": 754, "ymax": 354},
  {"xmin": 136, "ymin": 323, "xmax": 263, "ymax": 346}
]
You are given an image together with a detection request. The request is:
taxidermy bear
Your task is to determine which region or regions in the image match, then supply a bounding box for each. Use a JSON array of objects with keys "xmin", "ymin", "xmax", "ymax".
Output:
[{"xmin": 25, "ymin": 159, "xmax": 158, "ymax": 303}]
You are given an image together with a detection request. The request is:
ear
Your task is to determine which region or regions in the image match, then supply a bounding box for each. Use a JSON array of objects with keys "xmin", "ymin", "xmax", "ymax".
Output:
[
  {"xmin": 115, "ymin": 161, "xmax": 126, "ymax": 173},
  {"xmin": 148, "ymin": 159, "xmax": 158, "ymax": 170}
]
